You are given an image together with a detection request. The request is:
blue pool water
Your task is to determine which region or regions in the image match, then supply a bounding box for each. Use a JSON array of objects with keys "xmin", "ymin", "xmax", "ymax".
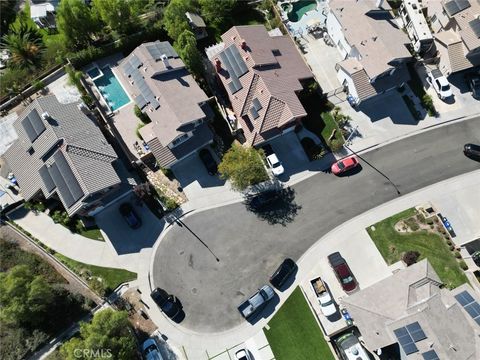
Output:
[{"xmin": 93, "ymin": 67, "xmax": 130, "ymax": 111}]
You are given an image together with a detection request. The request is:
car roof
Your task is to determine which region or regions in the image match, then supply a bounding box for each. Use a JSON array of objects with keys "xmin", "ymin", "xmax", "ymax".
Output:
[
  {"xmin": 341, "ymin": 156, "xmax": 356, "ymax": 166},
  {"xmin": 267, "ymin": 153, "xmax": 279, "ymax": 162},
  {"xmin": 328, "ymin": 252, "xmax": 345, "ymax": 266},
  {"xmin": 431, "ymin": 69, "xmax": 444, "ymax": 79}
]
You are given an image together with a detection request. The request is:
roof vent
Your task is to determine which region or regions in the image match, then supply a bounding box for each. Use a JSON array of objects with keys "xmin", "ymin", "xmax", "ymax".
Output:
[
  {"xmin": 241, "ymin": 39, "xmax": 247, "ymax": 50},
  {"xmin": 41, "ymin": 112, "xmax": 50, "ymax": 120},
  {"xmin": 161, "ymin": 54, "xmax": 170, "ymax": 68},
  {"xmin": 215, "ymin": 58, "xmax": 222, "ymax": 72}
]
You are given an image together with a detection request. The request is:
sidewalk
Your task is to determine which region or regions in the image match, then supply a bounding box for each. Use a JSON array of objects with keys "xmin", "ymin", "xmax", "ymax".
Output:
[{"xmin": 140, "ymin": 169, "xmax": 480, "ymax": 360}]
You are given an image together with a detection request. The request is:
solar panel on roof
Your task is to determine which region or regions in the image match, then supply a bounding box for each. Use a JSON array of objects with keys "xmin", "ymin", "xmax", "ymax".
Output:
[
  {"xmin": 454, "ymin": 290, "xmax": 480, "ymax": 326},
  {"xmin": 150, "ymin": 98, "xmax": 160, "ymax": 110},
  {"xmin": 252, "ymin": 98, "xmax": 262, "ymax": 111},
  {"xmin": 394, "ymin": 324, "xmax": 423, "ymax": 356},
  {"xmin": 21, "ymin": 109, "xmax": 46, "ymax": 142},
  {"xmin": 402, "ymin": 343, "xmax": 419, "ymax": 355},
  {"xmin": 444, "ymin": 0, "xmax": 461, "ymax": 16},
  {"xmin": 130, "ymin": 55, "xmax": 142, "ymax": 69},
  {"xmin": 39, "ymin": 165, "xmax": 55, "ymax": 192},
  {"xmin": 455, "ymin": 290, "xmax": 475, "ymax": 306},
  {"xmin": 456, "ymin": 0, "xmax": 471, "ymax": 12},
  {"xmin": 465, "ymin": 302, "xmax": 480, "ymax": 318},
  {"xmin": 406, "ymin": 322, "xmax": 427, "ymax": 342},
  {"xmin": 469, "ymin": 18, "xmax": 480, "ymax": 38},
  {"xmin": 250, "ymin": 107, "xmax": 259, "ymax": 119},
  {"xmin": 135, "ymin": 95, "xmax": 148, "ymax": 109},
  {"xmin": 48, "ymin": 151, "xmax": 84, "ymax": 208},
  {"xmin": 422, "ymin": 350, "xmax": 439, "ymax": 360},
  {"xmin": 123, "ymin": 62, "xmax": 134, "ymax": 77}
]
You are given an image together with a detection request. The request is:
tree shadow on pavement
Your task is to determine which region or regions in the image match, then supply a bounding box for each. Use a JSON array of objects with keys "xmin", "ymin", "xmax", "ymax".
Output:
[{"xmin": 244, "ymin": 185, "xmax": 302, "ymax": 226}]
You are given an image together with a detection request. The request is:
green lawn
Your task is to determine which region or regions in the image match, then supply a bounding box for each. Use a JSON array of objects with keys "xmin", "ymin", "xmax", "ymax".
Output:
[
  {"xmin": 264, "ymin": 287, "xmax": 334, "ymax": 360},
  {"xmin": 55, "ymin": 254, "xmax": 137, "ymax": 294},
  {"xmin": 367, "ymin": 208, "xmax": 468, "ymax": 289},
  {"xmin": 78, "ymin": 227, "xmax": 104, "ymax": 241}
]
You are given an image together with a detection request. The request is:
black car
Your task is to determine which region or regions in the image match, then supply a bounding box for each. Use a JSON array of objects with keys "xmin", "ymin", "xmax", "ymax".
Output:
[
  {"xmin": 119, "ymin": 203, "xmax": 141, "ymax": 229},
  {"xmin": 150, "ymin": 287, "xmax": 182, "ymax": 319},
  {"xmin": 466, "ymin": 73, "xmax": 480, "ymax": 99},
  {"xmin": 269, "ymin": 258, "xmax": 297, "ymax": 289},
  {"xmin": 249, "ymin": 190, "xmax": 281, "ymax": 210},
  {"xmin": 199, "ymin": 148, "xmax": 217, "ymax": 175},
  {"xmin": 464, "ymin": 143, "xmax": 480, "ymax": 159}
]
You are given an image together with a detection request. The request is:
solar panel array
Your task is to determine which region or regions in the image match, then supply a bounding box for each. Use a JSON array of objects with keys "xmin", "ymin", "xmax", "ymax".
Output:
[
  {"xmin": 444, "ymin": 0, "xmax": 471, "ymax": 16},
  {"xmin": 250, "ymin": 107, "xmax": 259, "ymax": 119},
  {"xmin": 422, "ymin": 350, "xmax": 439, "ymax": 360},
  {"xmin": 219, "ymin": 44, "xmax": 248, "ymax": 94},
  {"xmin": 47, "ymin": 151, "xmax": 84, "ymax": 208},
  {"xmin": 469, "ymin": 18, "xmax": 480, "ymax": 38},
  {"xmin": 123, "ymin": 55, "xmax": 143, "ymax": 78},
  {"xmin": 39, "ymin": 165, "xmax": 55, "ymax": 192},
  {"xmin": 393, "ymin": 322, "xmax": 427, "ymax": 355},
  {"xmin": 252, "ymin": 98, "xmax": 262, "ymax": 111},
  {"xmin": 21, "ymin": 109, "xmax": 46, "ymax": 142},
  {"xmin": 455, "ymin": 290, "xmax": 480, "ymax": 325},
  {"xmin": 146, "ymin": 42, "xmax": 177, "ymax": 61}
]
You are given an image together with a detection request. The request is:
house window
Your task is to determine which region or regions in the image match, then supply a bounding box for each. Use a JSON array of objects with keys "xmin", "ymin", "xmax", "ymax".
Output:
[{"xmin": 170, "ymin": 133, "xmax": 190, "ymax": 148}]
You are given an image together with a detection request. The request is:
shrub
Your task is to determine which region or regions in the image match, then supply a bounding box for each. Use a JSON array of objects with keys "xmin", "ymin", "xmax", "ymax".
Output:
[
  {"xmin": 430, "ymin": 224, "xmax": 434, "ymax": 229},
  {"xmin": 328, "ymin": 138, "xmax": 344, "ymax": 153},
  {"xmin": 403, "ymin": 250, "xmax": 420, "ymax": 266},
  {"xmin": 81, "ymin": 94, "xmax": 94, "ymax": 108},
  {"xmin": 51, "ymin": 210, "xmax": 72, "ymax": 228},
  {"xmin": 136, "ymin": 123, "xmax": 145, "ymax": 139},
  {"xmin": 133, "ymin": 105, "xmax": 151, "ymax": 123},
  {"xmin": 422, "ymin": 94, "xmax": 437, "ymax": 116},
  {"xmin": 163, "ymin": 197, "xmax": 179, "ymax": 211},
  {"xmin": 454, "ymin": 251, "xmax": 462, "ymax": 259},
  {"xmin": 449, "ymin": 245, "xmax": 455, "ymax": 251},
  {"xmin": 416, "ymin": 213, "xmax": 426, "ymax": 224},
  {"xmin": 446, "ymin": 240, "xmax": 452, "ymax": 246},
  {"xmin": 404, "ymin": 217, "xmax": 420, "ymax": 231},
  {"xmin": 32, "ymin": 80, "xmax": 46, "ymax": 92},
  {"xmin": 426, "ymin": 218, "xmax": 434, "ymax": 225},
  {"xmin": 160, "ymin": 167, "xmax": 173, "ymax": 179},
  {"xmin": 459, "ymin": 261, "xmax": 468, "ymax": 271}
]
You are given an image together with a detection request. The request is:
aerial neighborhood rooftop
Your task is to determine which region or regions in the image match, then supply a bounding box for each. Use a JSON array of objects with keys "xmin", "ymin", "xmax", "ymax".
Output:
[{"xmin": 0, "ymin": 1, "xmax": 480, "ymax": 360}]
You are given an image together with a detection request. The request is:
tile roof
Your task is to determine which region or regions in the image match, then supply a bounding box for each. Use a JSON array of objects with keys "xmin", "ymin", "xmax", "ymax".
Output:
[
  {"xmin": 3, "ymin": 95, "xmax": 120, "ymax": 215},
  {"xmin": 343, "ymin": 260, "xmax": 480, "ymax": 358},
  {"xmin": 329, "ymin": 0, "xmax": 410, "ymax": 79},
  {"xmin": 117, "ymin": 41, "xmax": 209, "ymax": 147},
  {"xmin": 210, "ymin": 25, "xmax": 313, "ymax": 146},
  {"xmin": 337, "ymin": 58, "xmax": 377, "ymax": 101},
  {"xmin": 444, "ymin": 0, "xmax": 480, "ymax": 51},
  {"xmin": 436, "ymin": 30, "xmax": 475, "ymax": 73}
]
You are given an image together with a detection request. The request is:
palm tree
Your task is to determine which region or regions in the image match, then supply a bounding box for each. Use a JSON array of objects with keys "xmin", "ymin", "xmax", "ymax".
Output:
[{"xmin": 1, "ymin": 20, "xmax": 45, "ymax": 69}]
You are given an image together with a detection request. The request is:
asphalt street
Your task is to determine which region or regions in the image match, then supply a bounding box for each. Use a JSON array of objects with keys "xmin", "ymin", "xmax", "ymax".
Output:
[{"xmin": 152, "ymin": 118, "xmax": 480, "ymax": 332}]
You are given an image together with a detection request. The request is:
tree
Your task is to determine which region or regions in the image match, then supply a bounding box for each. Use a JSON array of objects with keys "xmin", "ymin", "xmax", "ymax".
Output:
[
  {"xmin": 175, "ymin": 30, "xmax": 203, "ymax": 77},
  {"xmin": 162, "ymin": 0, "xmax": 195, "ymax": 41},
  {"xmin": 199, "ymin": 0, "xmax": 236, "ymax": 28},
  {"xmin": 92, "ymin": 0, "xmax": 139, "ymax": 36},
  {"xmin": 218, "ymin": 144, "xmax": 269, "ymax": 191},
  {"xmin": 57, "ymin": 0, "xmax": 102, "ymax": 50},
  {"xmin": 0, "ymin": 20, "xmax": 45, "ymax": 69},
  {"xmin": 60, "ymin": 309, "xmax": 136, "ymax": 360},
  {"xmin": 0, "ymin": 265, "xmax": 54, "ymax": 327},
  {"xmin": 0, "ymin": 0, "xmax": 17, "ymax": 35},
  {"xmin": 403, "ymin": 251, "xmax": 421, "ymax": 266}
]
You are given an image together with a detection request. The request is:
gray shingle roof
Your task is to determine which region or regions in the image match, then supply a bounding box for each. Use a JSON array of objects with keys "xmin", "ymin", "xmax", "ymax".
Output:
[{"xmin": 3, "ymin": 95, "xmax": 121, "ymax": 215}]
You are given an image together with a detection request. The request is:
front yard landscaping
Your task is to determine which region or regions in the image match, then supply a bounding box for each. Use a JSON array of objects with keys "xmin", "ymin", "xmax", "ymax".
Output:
[
  {"xmin": 367, "ymin": 208, "xmax": 468, "ymax": 289},
  {"xmin": 264, "ymin": 287, "xmax": 334, "ymax": 360},
  {"xmin": 55, "ymin": 254, "xmax": 137, "ymax": 296}
]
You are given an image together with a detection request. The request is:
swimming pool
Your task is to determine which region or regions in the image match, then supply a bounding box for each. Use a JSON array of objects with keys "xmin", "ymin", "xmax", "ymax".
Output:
[
  {"xmin": 283, "ymin": 0, "xmax": 317, "ymax": 23},
  {"xmin": 91, "ymin": 66, "xmax": 130, "ymax": 111}
]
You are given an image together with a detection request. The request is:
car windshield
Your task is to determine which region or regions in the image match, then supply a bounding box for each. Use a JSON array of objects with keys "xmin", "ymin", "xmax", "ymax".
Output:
[
  {"xmin": 323, "ymin": 299, "xmax": 334, "ymax": 306},
  {"xmin": 342, "ymin": 275, "xmax": 353, "ymax": 284},
  {"xmin": 272, "ymin": 162, "xmax": 281, "ymax": 168},
  {"xmin": 337, "ymin": 161, "xmax": 345, "ymax": 170},
  {"xmin": 162, "ymin": 300, "xmax": 174, "ymax": 312},
  {"xmin": 441, "ymin": 84, "xmax": 450, "ymax": 91},
  {"xmin": 144, "ymin": 344, "xmax": 157, "ymax": 355}
]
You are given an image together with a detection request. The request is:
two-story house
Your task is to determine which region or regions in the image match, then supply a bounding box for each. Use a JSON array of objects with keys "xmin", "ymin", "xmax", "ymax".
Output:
[
  {"xmin": 117, "ymin": 41, "xmax": 214, "ymax": 169},
  {"xmin": 206, "ymin": 25, "xmax": 313, "ymax": 147},
  {"xmin": 327, "ymin": 0, "xmax": 412, "ymax": 105}
]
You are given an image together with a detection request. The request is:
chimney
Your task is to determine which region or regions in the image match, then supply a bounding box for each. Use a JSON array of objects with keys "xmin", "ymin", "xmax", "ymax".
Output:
[
  {"xmin": 241, "ymin": 39, "xmax": 247, "ymax": 50},
  {"xmin": 41, "ymin": 112, "xmax": 50, "ymax": 120},
  {"xmin": 215, "ymin": 58, "xmax": 222, "ymax": 72},
  {"xmin": 376, "ymin": 0, "xmax": 384, "ymax": 8},
  {"xmin": 161, "ymin": 54, "xmax": 170, "ymax": 68},
  {"xmin": 77, "ymin": 103, "xmax": 90, "ymax": 115}
]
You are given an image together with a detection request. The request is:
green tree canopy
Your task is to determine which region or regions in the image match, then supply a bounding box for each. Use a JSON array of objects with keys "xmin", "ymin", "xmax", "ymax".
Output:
[
  {"xmin": 0, "ymin": 0, "xmax": 17, "ymax": 35},
  {"xmin": 0, "ymin": 20, "xmax": 45, "ymax": 69},
  {"xmin": 199, "ymin": 0, "xmax": 236, "ymax": 28},
  {"xmin": 0, "ymin": 265, "xmax": 54, "ymax": 328},
  {"xmin": 60, "ymin": 309, "xmax": 136, "ymax": 360},
  {"xmin": 162, "ymin": 0, "xmax": 195, "ymax": 41},
  {"xmin": 218, "ymin": 144, "xmax": 269, "ymax": 191},
  {"xmin": 175, "ymin": 30, "xmax": 203, "ymax": 77},
  {"xmin": 57, "ymin": 0, "xmax": 102, "ymax": 50},
  {"xmin": 92, "ymin": 0, "xmax": 139, "ymax": 36}
]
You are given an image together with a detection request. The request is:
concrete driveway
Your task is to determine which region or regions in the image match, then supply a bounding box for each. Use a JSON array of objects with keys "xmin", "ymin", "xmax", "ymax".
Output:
[
  {"xmin": 151, "ymin": 117, "xmax": 480, "ymax": 333},
  {"xmin": 95, "ymin": 193, "xmax": 166, "ymax": 255}
]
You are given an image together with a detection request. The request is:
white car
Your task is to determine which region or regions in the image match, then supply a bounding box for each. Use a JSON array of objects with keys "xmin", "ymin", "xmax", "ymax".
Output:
[
  {"xmin": 427, "ymin": 69, "xmax": 453, "ymax": 100},
  {"xmin": 266, "ymin": 153, "xmax": 284, "ymax": 176},
  {"xmin": 235, "ymin": 349, "xmax": 252, "ymax": 360},
  {"xmin": 318, "ymin": 291, "xmax": 337, "ymax": 317}
]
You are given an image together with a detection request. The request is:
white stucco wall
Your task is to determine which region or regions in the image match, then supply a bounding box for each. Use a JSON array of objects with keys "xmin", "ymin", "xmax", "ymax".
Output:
[
  {"xmin": 327, "ymin": 12, "xmax": 351, "ymax": 59},
  {"xmin": 336, "ymin": 67, "xmax": 359, "ymax": 103}
]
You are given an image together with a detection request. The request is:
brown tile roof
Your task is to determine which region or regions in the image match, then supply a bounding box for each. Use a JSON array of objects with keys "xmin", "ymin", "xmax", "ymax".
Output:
[
  {"xmin": 436, "ymin": 30, "xmax": 474, "ymax": 73},
  {"xmin": 212, "ymin": 25, "xmax": 312, "ymax": 146},
  {"xmin": 117, "ymin": 41, "xmax": 209, "ymax": 147},
  {"xmin": 338, "ymin": 58, "xmax": 377, "ymax": 100},
  {"xmin": 330, "ymin": 0, "xmax": 410, "ymax": 79},
  {"xmin": 445, "ymin": 0, "xmax": 480, "ymax": 51}
]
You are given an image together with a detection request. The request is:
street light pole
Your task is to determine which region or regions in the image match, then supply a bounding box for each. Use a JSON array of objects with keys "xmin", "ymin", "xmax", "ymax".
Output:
[{"xmin": 343, "ymin": 143, "xmax": 401, "ymax": 196}]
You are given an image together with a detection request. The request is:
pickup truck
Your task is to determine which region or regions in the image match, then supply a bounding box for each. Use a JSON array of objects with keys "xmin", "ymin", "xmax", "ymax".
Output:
[
  {"xmin": 238, "ymin": 285, "xmax": 275, "ymax": 319},
  {"xmin": 310, "ymin": 277, "xmax": 337, "ymax": 317}
]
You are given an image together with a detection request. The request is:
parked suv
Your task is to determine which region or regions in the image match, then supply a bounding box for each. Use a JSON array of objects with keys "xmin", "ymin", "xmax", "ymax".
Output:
[
  {"xmin": 119, "ymin": 203, "xmax": 141, "ymax": 229},
  {"xmin": 427, "ymin": 69, "xmax": 453, "ymax": 100},
  {"xmin": 328, "ymin": 252, "xmax": 358, "ymax": 293},
  {"xmin": 270, "ymin": 258, "xmax": 297, "ymax": 289},
  {"xmin": 150, "ymin": 288, "xmax": 182, "ymax": 319},
  {"xmin": 142, "ymin": 338, "xmax": 164, "ymax": 360},
  {"xmin": 266, "ymin": 153, "xmax": 285, "ymax": 176}
]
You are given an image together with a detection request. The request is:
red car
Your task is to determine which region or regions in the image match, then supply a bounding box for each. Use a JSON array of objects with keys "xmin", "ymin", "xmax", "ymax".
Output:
[
  {"xmin": 331, "ymin": 155, "xmax": 359, "ymax": 175},
  {"xmin": 328, "ymin": 252, "xmax": 358, "ymax": 293}
]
